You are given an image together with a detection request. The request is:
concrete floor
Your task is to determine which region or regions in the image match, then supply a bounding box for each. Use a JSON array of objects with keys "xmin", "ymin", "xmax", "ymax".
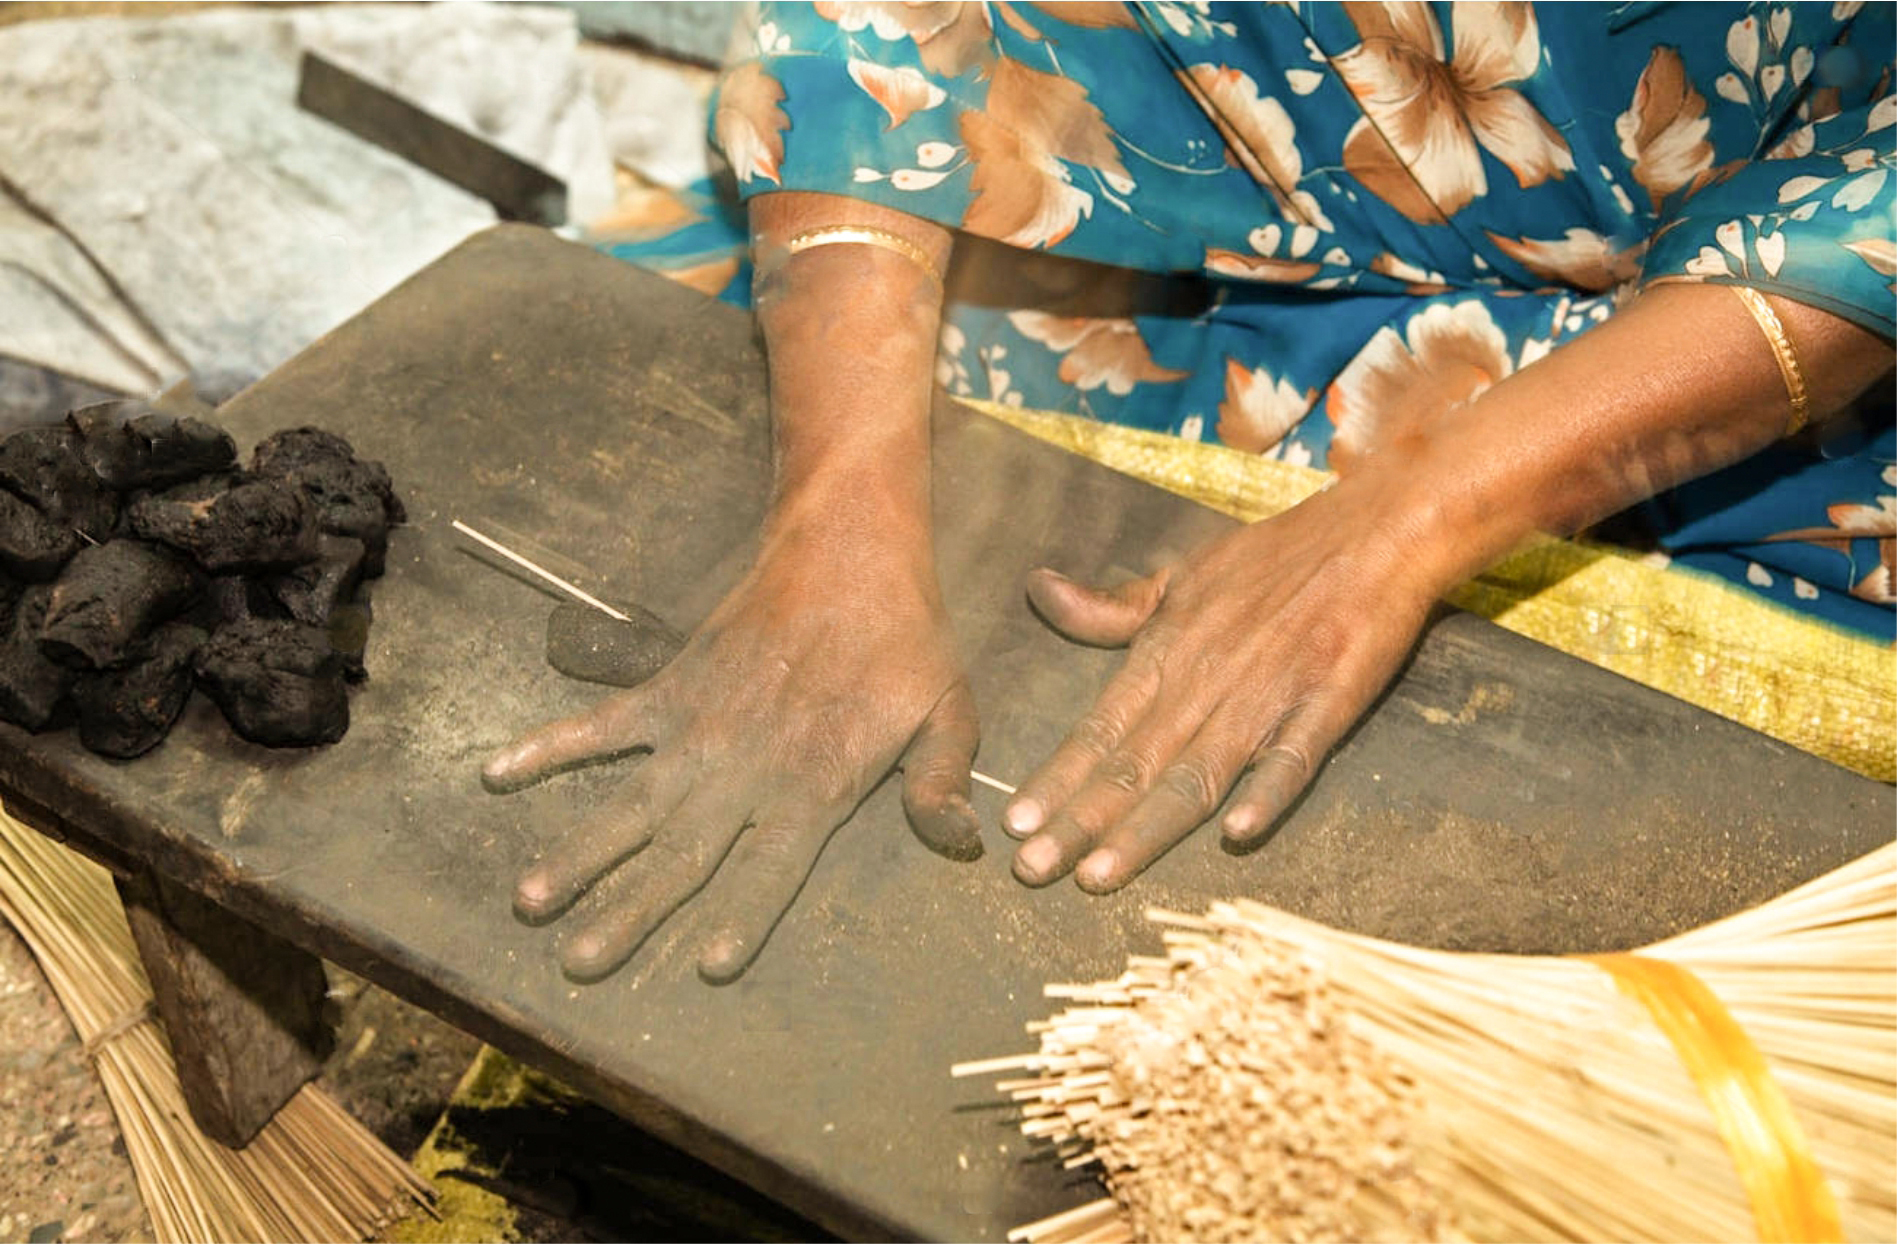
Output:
[{"xmin": 1, "ymin": 920, "xmax": 150, "ymax": 1244}]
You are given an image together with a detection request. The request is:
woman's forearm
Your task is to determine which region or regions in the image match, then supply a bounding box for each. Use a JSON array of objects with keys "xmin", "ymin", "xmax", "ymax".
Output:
[
  {"xmin": 1364, "ymin": 283, "xmax": 1892, "ymax": 593},
  {"xmin": 749, "ymin": 192, "xmax": 952, "ymax": 556}
]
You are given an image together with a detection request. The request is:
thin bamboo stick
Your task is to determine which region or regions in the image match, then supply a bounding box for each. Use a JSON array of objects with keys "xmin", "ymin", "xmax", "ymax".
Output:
[{"xmin": 974, "ymin": 841, "xmax": 1896, "ymax": 1243}]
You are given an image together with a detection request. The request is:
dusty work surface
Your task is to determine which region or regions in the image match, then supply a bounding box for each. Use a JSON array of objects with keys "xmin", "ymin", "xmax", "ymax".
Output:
[{"xmin": 1, "ymin": 225, "xmax": 1891, "ymax": 1241}]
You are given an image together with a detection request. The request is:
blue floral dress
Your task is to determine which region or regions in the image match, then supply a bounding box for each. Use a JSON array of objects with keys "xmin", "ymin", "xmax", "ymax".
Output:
[{"xmin": 619, "ymin": 1, "xmax": 1896, "ymax": 639}]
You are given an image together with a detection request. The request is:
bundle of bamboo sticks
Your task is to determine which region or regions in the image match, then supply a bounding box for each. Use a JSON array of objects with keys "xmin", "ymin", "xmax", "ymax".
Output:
[
  {"xmin": 959, "ymin": 842, "xmax": 1896, "ymax": 1244},
  {"xmin": 0, "ymin": 808, "xmax": 434, "ymax": 1243}
]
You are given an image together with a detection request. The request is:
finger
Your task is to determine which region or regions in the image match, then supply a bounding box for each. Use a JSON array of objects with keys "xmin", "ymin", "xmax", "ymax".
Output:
[
  {"xmin": 1011, "ymin": 815, "xmax": 1099, "ymax": 888},
  {"xmin": 560, "ymin": 783, "xmax": 751, "ymax": 982},
  {"xmin": 900, "ymin": 681, "xmax": 983, "ymax": 861},
  {"xmin": 513, "ymin": 759, "xmax": 694, "ymax": 923},
  {"xmin": 1011, "ymin": 699, "xmax": 1199, "ymax": 887},
  {"xmin": 696, "ymin": 803, "xmax": 835, "ymax": 984},
  {"xmin": 1003, "ymin": 657, "xmax": 1160, "ymax": 840},
  {"xmin": 1025, "ymin": 566, "xmax": 1170, "ymax": 649},
  {"xmin": 1222, "ymin": 694, "xmax": 1357, "ymax": 846},
  {"xmin": 484, "ymin": 687, "xmax": 664, "ymax": 791},
  {"xmin": 1074, "ymin": 723, "xmax": 1252, "ymax": 893}
]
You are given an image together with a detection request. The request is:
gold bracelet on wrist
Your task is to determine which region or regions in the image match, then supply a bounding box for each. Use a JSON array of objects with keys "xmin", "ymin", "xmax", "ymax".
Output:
[
  {"xmin": 1729, "ymin": 285, "xmax": 1811, "ymax": 438},
  {"xmin": 757, "ymin": 225, "xmax": 944, "ymax": 290}
]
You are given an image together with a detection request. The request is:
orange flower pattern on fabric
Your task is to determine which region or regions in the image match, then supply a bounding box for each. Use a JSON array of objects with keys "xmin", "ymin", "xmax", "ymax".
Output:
[
  {"xmin": 1217, "ymin": 359, "xmax": 1317, "ymax": 453},
  {"xmin": 1179, "ymin": 64, "xmax": 1332, "ymax": 229},
  {"xmin": 1617, "ymin": 46, "xmax": 1716, "ymax": 206},
  {"xmin": 1765, "ymin": 497, "xmax": 1897, "ymax": 604},
  {"xmin": 1203, "ymin": 248, "xmax": 1323, "ymax": 283},
  {"xmin": 1008, "ymin": 312, "xmax": 1189, "ymax": 395},
  {"xmin": 960, "ymin": 57, "xmax": 1130, "ymax": 248},
  {"xmin": 814, "ymin": 1, "xmax": 996, "ymax": 77},
  {"xmin": 715, "ymin": 63, "xmax": 790, "ymax": 185},
  {"xmin": 1026, "ymin": 2, "xmax": 1136, "ymax": 30},
  {"xmin": 1334, "ymin": 1, "xmax": 1575, "ymax": 222},
  {"xmin": 847, "ymin": 59, "xmax": 948, "ymax": 129},
  {"xmin": 1326, "ymin": 300, "xmax": 1514, "ymax": 473},
  {"xmin": 1844, "ymin": 236, "xmax": 1897, "ymax": 291},
  {"xmin": 1368, "ymin": 252, "xmax": 1454, "ymax": 294},
  {"xmin": 1485, "ymin": 229, "xmax": 1645, "ymax": 293}
]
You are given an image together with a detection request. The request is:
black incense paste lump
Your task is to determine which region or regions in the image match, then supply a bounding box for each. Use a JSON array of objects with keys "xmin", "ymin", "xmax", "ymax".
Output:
[
  {"xmin": 0, "ymin": 585, "xmax": 75, "ymax": 732},
  {"xmin": 72, "ymin": 622, "xmax": 207, "ymax": 759},
  {"xmin": 0, "ymin": 424, "xmax": 120, "ymax": 542},
  {"xmin": 249, "ymin": 428, "xmax": 405, "ymax": 576},
  {"xmin": 68, "ymin": 402, "xmax": 238, "ymax": 491},
  {"xmin": 326, "ymin": 602, "xmax": 373, "ymax": 685},
  {"xmin": 0, "ymin": 488, "xmax": 81, "ymax": 581},
  {"xmin": 0, "ymin": 410, "xmax": 399, "ymax": 755},
  {"xmin": 269, "ymin": 534, "xmax": 366, "ymax": 628},
  {"xmin": 200, "ymin": 572, "xmax": 280, "ymax": 630},
  {"xmin": 544, "ymin": 600, "xmax": 684, "ymax": 689},
  {"xmin": 196, "ymin": 618, "xmax": 349, "ymax": 747},
  {"xmin": 40, "ymin": 540, "xmax": 199, "ymax": 671},
  {"xmin": 129, "ymin": 476, "xmax": 322, "ymax": 574}
]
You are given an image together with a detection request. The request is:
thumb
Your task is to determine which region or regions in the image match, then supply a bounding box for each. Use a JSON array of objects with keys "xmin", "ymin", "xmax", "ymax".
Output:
[
  {"xmin": 900, "ymin": 681, "xmax": 984, "ymax": 861},
  {"xmin": 1025, "ymin": 566, "xmax": 1170, "ymax": 648}
]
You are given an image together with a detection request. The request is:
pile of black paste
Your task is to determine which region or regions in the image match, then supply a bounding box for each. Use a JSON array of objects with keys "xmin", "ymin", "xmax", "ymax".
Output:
[{"xmin": 0, "ymin": 402, "xmax": 403, "ymax": 756}]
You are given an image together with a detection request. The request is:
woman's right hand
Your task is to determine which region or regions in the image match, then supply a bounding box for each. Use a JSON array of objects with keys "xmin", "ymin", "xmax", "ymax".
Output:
[
  {"xmin": 484, "ymin": 491, "xmax": 982, "ymax": 984},
  {"xmin": 487, "ymin": 191, "xmax": 969, "ymax": 984}
]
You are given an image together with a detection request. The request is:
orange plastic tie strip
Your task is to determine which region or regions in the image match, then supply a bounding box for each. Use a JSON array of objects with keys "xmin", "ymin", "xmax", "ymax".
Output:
[{"xmin": 1584, "ymin": 952, "xmax": 1842, "ymax": 1243}]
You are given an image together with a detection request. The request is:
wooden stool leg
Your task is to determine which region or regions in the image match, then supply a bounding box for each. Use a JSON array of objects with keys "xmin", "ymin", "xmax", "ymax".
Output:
[{"xmin": 115, "ymin": 871, "xmax": 335, "ymax": 1148}]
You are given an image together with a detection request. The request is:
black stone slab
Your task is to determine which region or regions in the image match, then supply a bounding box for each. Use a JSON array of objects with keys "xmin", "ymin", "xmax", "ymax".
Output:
[{"xmin": 1, "ymin": 225, "xmax": 1889, "ymax": 1241}]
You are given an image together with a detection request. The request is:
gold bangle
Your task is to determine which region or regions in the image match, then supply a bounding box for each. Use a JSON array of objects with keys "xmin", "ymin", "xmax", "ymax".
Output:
[
  {"xmin": 1730, "ymin": 286, "xmax": 1810, "ymax": 437},
  {"xmin": 776, "ymin": 224, "xmax": 944, "ymax": 288}
]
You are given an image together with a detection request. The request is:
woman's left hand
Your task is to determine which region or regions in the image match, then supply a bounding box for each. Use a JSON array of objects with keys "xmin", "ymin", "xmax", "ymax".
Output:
[
  {"xmin": 1001, "ymin": 472, "xmax": 1449, "ymax": 891},
  {"xmin": 1002, "ymin": 279, "xmax": 1897, "ymax": 893}
]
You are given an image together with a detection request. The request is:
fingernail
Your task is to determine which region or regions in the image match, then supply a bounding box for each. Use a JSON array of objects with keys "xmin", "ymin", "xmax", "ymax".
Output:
[
  {"xmin": 515, "ymin": 874, "xmax": 552, "ymax": 913},
  {"xmin": 698, "ymin": 936, "xmax": 744, "ymax": 984},
  {"xmin": 1004, "ymin": 798, "xmax": 1044, "ymax": 836},
  {"xmin": 1223, "ymin": 807, "xmax": 1261, "ymax": 840},
  {"xmin": 1076, "ymin": 849, "xmax": 1117, "ymax": 891},
  {"xmin": 946, "ymin": 831, "xmax": 984, "ymax": 862},
  {"xmin": 563, "ymin": 935, "xmax": 609, "ymax": 981},
  {"xmin": 1014, "ymin": 835, "xmax": 1060, "ymax": 881}
]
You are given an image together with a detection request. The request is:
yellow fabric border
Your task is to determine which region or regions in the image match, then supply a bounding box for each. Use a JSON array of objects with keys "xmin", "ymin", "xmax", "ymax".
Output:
[{"xmin": 958, "ymin": 399, "xmax": 1895, "ymax": 782}]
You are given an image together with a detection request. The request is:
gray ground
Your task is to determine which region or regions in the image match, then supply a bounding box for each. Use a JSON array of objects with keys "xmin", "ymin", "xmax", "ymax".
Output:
[{"xmin": 0, "ymin": 922, "xmax": 149, "ymax": 1244}]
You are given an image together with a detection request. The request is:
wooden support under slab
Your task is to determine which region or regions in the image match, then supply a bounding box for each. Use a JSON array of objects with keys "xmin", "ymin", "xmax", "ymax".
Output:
[{"xmin": 115, "ymin": 870, "xmax": 334, "ymax": 1148}]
